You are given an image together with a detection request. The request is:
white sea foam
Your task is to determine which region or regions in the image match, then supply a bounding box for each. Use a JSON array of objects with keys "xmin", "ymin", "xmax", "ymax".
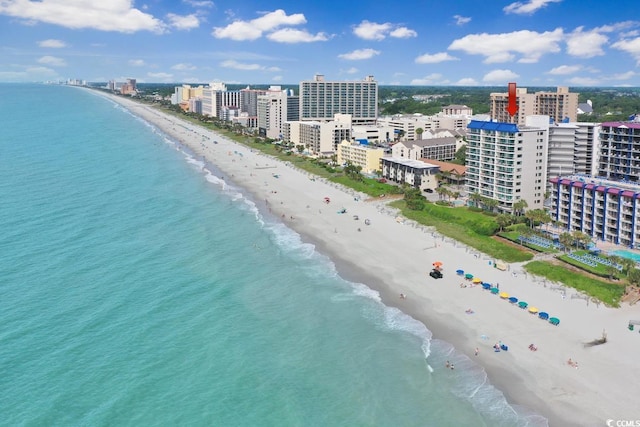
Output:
[{"xmin": 430, "ymin": 339, "xmax": 549, "ymax": 427}]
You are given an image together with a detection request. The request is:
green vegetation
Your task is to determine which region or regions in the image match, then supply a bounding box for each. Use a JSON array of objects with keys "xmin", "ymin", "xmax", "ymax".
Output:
[
  {"xmin": 390, "ymin": 200, "xmax": 533, "ymax": 263},
  {"xmin": 499, "ymin": 230, "xmax": 558, "ymax": 253},
  {"xmin": 524, "ymin": 261, "xmax": 625, "ymax": 307},
  {"xmin": 556, "ymin": 250, "xmax": 625, "ymax": 280},
  {"xmin": 330, "ymin": 176, "xmax": 401, "ymax": 197}
]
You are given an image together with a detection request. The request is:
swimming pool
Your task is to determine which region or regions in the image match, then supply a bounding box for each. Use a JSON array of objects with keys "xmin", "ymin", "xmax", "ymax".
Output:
[{"xmin": 610, "ymin": 249, "xmax": 640, "ymax": 263}]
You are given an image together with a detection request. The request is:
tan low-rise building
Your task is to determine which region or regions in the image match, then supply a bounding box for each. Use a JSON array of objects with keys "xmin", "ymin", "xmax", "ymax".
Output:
[{"xmin": 337, "ymin": 140, "xmax": 385, "ymax": 173}]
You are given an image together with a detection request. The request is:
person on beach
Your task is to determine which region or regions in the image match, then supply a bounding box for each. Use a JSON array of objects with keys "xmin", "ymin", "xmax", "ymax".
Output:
[
  {"xmin": 475, "ymin": 348, "xmax": 479, "ymax": 356},
  {"xmin": 400, "ymin": 293, "xmax": 406, "ymax": 299},
  {"xmin": 445, "ymin": 361, "xmax": 450, "ymax": 369}
]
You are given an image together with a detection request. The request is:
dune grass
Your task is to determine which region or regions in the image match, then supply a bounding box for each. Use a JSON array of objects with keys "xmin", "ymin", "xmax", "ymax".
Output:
[{"xmin": 524, "ymin": 261, "xmax": 624, "ymax": 307}]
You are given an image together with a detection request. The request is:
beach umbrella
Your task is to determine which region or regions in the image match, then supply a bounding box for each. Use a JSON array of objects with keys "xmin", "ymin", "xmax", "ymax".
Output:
[
  {"xmin": 518, "ymin": 301, "xmax": 528, "ymax": 309},
  {"xmin": 538, "ymin": 312, "xmax": 549, "ymax": 320},
  {"xmin": 433, "ymin": 261, "xmax": 443, "ymax": 268},
  {"xmin": 499, "ymin": 292, "xmax": 509, "ymax": 299},
  {"xmin": 456, "ymin": 269, "xmax": 464, "ymax": 275},
  {"xmin": 508, "ymin": 296, "xmax": 518, "ymax": 304},
  {"xmin": 465, "ymin": 273, "xmax": 473, "ymax": 280},
  {"xmin": 490, "ymin": 287, "xmax": 499, "ymax": 294},
  {"xmin": 528, "ymin": 306, "xmax": 539, "ymax": 314},
  {"xmin": 549, "ymin": 317, "xmax": 560, "ymax": 326},
  {"xmin": 482, "ymin": 283, "xmax": 491, "ymax": 290},
  {"xmin": 472, "ymin": 278, "xmax": 482, "ymax": 284}
]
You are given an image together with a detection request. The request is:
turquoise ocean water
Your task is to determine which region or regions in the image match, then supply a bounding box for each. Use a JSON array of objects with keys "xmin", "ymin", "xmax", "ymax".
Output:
[{"xmin": 0, "ymin": 84, "xmax": 546, "ymax": 426}]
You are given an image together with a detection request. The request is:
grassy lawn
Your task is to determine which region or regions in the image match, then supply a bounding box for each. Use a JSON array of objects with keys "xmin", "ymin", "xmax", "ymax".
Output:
[
  {"xmin": 329, "ymin": 176, "xmax": 401, "ymax": 197},
  {"xmin": 524, "ymin": 261, "xmax": 624, "ymax": 307},
  {"xmin": 499, "ymin": 231, "xmax": 558, "ymax": 253},
  {"xmin": 556, "ymin": 250, "xmax": 625, "ymax": 280},
  {"xmin": 390, "ymin": 200, "xmax": 533, "ymax": 263}
]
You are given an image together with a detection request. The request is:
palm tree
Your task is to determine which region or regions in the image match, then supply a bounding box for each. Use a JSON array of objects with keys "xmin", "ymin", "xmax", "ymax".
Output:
[
  {"xmin": 484, "ymin": 198, "xmax": 499, "ymax": 213},
  {"xmin": 558, "ymin": 232, "xmax": 573, "ymax": 252},
  {"xmin": 435, "ymin": 186, "xmax": 447, "ymax": 200},
  {"xmin": 496, "ymin": 214, "xmax": 513, "ymax": 232},
  {"xmin": 416, "ymin": 128, "xmax": 424, "ymax": 140},
  {"xmin": 512, "ymin": 199, "xmax": 528, "ymax": 217},
  {"xmin": 571, "ymin": 231, "xmax": 591, "ymax": 249},
  {"xmin": 468, "ymin": 192, "xmax": 482, "ymax": 208}
]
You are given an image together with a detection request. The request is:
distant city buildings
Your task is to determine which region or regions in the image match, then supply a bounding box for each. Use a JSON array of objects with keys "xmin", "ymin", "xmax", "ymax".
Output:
[{"xmin": 299, "ymin": 74, "xmax": 378, "ymax": 125}]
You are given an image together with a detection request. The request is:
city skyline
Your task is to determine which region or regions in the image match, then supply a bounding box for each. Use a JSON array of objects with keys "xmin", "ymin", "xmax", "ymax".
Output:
[{"xmin": 2, "ymin": 0, "xmax": 640, "ymax": 86}]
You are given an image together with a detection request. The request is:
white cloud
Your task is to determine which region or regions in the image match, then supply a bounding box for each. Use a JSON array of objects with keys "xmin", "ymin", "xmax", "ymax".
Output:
[
  {"xmin": 389, "ymin": 27, "xmax": 417, "ymax": 38},
  {"xmin": 609, "ymin": 71, "xmax": 636, "ymax": 80},
  {"xmin": 272, "ymin": 75, "xmax": 283, "ymax": 82},
  {"xmin": 128, "ymin": 59, "xmax": 146, "ymax": 67},
  {"xmin": 415, "ymin": 52, "xmax": 458, "ymax": 64},
  {"xmin": 212, "ymin": 9, "xmax": 306, "ymax": 41},
  {"xmin": 455, "ymin": 78, "xmax": 479, "ymax": 86},
  {"xmin": 453, "ymin": 15, "xmax": 471, "ymax": 26},
  {"xmin": 353, "ymin": 20, "xmax": 416, "ymax": 40},
  {"xmin": 547, "ymin": 64, "xmax": 581, "ymax": 75},
  {"xmin": 612, "ymin": 37, "xmax": 640, "ymax": 64},
  {"xmin": 166, "ymin": 13, "xmax": 200, "ymax": 30},
  {"xmin": 449, "ymin": 28, "xmax": 563, "ymax": 63},
  {"xmin": 353, "ymin": 21, "xmax": 392, "ymax": 40},
  {"xmin": 410, "ymin": 73, "xmax": 448, "ymax": 85},
  {"xmin": 566, "ymin": 76, "xmax": 600, "ymax": 86},
  {"xmin": 147, "ymin": 72, "xmax": 174, "ymax": 82},
  {"xmin": 345, "ymin": 67, "xmax": 359, "ymax": 74},
  {"xmin": 338, "ymin": 48, "xmax": 380, "ymax": 60},
  {"xmin": 267, "ymin": 28, "xmax": 329, "ymax": 43},
  {"xmin": 566, "ymin": 27, "xmax": 608, "ymax": 58},
  {"xmin": 0, "ymin": 0, "xmax": 166, "ymax": 33},
  {"xmin": 503, "ymin": 0, "xmax": 562, "ymax": 15},
  {"xmin": 220, "ymin": 59, "xmax": 280, "ymax": 72},
  {"xmin": 38, "ymin": 39, "xmax": 66, "ymax": 48},
  {"xmin": 220, "ymin": 60, "xmax": 262, "ymax": 70},
  {"xmin": 171, "ymin": 63, "xmax": 196, "ymax": 71},
  {"xmin": 37, "ymin": 55, "xmax": 66, "ymax": 67},
  {"xmin": 0, "ymin": 65, "xmax": 59, "ymax": 82},
  {"xmin": 482, "ymin": 69, "xmax": 520, "ymax": 84}
]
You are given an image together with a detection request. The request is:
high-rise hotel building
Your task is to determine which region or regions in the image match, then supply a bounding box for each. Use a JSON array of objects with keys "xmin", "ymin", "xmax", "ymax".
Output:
[
  {"xmin": 466, "ymin": 116, "xmax": 549, "ymax": 213},
  {"xmin": 549, "ymin": 122, "xmax": 640, "ymax": 247},
  {"xmin": 299, "ymin": 75, "xmax": 378, "ymax": 125},
  {"xmin": 490, "ymin": 86, "xmax": 578, "ymax": 125}
]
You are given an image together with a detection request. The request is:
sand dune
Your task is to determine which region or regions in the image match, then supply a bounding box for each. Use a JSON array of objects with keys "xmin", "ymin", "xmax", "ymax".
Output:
[{"xmin": 105, "ymin": 92, "xmax": 640, "ymax": 427}]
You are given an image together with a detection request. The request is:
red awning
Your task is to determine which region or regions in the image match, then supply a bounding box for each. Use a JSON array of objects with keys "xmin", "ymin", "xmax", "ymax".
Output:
[
  {"xmin": 572, "ymin": 181, "xmax": 584, "ymax": 188},
  {"xmin": 607, "ymin": 188, "xmax": 621, "ymax": 195},
  {"xmin": 622, "ymin": 191, "xmax": 635, "ymax": 197}
]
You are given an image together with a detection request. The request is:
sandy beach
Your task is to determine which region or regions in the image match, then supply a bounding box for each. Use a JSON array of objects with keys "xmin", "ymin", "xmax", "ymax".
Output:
[{"xmin": 103, "ymin": 92, "xmax": 640, "ymax": 426}]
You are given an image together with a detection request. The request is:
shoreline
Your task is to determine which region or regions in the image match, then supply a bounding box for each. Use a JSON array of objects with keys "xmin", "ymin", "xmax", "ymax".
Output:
[{"xmin": 100, "ymin": 91, "xmax": 640, "ymax": 427}]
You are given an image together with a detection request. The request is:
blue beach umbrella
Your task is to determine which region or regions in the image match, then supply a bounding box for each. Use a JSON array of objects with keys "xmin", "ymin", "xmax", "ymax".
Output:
[
  {"xmin": 538, "ymin": 312, "xmax": 549, "ymax": 320},
  {"xmin": 508, "ymin": 296, "xmax": 518, "ymax": 304}
]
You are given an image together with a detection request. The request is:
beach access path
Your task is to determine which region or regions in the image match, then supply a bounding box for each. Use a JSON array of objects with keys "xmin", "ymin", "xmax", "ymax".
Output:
[{"xmin": 103, "ymin": 92, "xmax": 640, "ymax": 427}]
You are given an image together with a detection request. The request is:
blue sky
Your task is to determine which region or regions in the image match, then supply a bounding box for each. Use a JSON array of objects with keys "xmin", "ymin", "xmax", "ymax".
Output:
[{"xmin": 1, "ymin": 0, "xmax": 640, "ymax": 86}]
